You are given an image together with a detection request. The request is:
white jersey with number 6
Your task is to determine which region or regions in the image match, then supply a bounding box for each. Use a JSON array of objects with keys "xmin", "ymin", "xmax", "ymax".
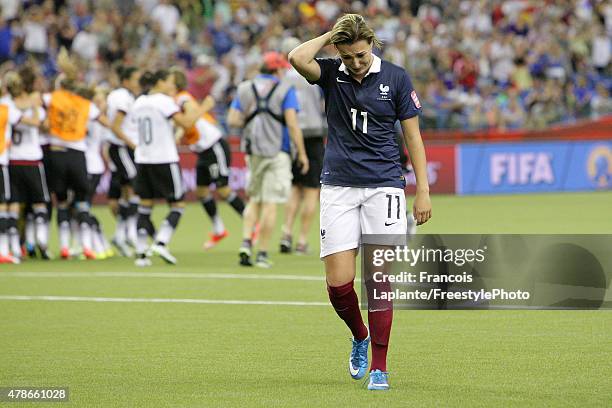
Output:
[
  {"xmin": 132, "ymin": 93, "xmax": 180, "ymax": 164},
  {"xmin": 10, "ymin": 106, "xmax": 46, "ymax": 161}
]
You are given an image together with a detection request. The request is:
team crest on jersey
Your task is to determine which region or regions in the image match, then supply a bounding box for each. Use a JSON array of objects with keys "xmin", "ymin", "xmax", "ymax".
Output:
[
  {"xmin": 411, "ymin": 90, "xmax": 421, "ymax": 108},
  {"xmin": 377, "ymin": 84, "xmax": 391, "ymax": 101}
]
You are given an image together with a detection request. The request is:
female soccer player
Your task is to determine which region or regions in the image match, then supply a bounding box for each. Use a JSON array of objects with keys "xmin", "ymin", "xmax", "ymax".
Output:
[
  {"xmin": 289, "ymin": 14, "xmax": 432, "ymax": 390},
  {"xmin": 131, "ymin": 70, "xmax": 214, "ymax": 266}
]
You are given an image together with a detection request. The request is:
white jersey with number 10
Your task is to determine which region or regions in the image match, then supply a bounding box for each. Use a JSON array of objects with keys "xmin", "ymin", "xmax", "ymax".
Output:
[{"xmin": 132, "ymin": 93, "xmax": 180, "ymax": 164}]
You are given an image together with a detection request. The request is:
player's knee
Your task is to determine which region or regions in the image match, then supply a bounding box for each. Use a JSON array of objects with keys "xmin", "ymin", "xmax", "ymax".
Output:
[
  {"xmin": 196, "ymin": 186, "xmax": 210, "ymax": 199},
  {"xmin": 217, "ymin": 186, "xmax": 232, "ymax": 200}
]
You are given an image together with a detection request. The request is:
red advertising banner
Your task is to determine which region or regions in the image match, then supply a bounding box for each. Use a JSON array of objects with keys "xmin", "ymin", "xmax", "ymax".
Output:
[
  {"xmin": 93, "ymin": 139, "xmax": 457, "ymax": 202},
  {"xmin": 404, "ymin": 145, "xmax": 456, "ymax": 194}
]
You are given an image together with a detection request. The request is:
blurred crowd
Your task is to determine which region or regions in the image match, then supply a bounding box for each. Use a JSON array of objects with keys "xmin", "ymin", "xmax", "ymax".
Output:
[{"xmin": 1, "ymin": 0, "xmax": 611, "ymax": 131}]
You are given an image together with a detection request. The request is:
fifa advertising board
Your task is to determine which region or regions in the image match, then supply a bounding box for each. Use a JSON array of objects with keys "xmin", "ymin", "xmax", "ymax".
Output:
[{"xmin": 458, "ymin": 141, "xmax": 612, "ymax": 194}]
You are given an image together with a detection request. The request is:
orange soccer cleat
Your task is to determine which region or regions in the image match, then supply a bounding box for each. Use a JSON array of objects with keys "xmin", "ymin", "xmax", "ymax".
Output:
[
  {"xmin": 203, "ymin": 230, "xmax": 229, "ymax": 250},
  {"xmin": 60, "ymin": 247, "xmax": 70, "ymax": 260}
]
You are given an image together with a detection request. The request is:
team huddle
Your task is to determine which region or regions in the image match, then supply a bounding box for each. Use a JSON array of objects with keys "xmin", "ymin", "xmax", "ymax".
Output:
[{"xmin": 0, "ymin": 61, "xmax": 246, "ymax": 266}]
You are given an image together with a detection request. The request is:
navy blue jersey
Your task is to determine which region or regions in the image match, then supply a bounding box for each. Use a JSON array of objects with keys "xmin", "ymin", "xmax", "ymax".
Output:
[{"xmin": 309, "ymin": 55, "xmax": 422, "ymax": 188}]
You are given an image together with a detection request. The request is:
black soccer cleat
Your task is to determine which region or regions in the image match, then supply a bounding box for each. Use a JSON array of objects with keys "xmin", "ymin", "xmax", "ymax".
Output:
[
  {"xmin": 279, "ymin": 235, "xmax": 292, "ymax": 254},
  {"xmin": 239, "ymin": 247, "xmax": 253, "ymax": 266}
]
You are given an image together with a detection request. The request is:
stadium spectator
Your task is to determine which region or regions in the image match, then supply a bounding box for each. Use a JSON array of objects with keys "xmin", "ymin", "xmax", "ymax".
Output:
[
  {"xmin": 0, "ymin": 0, "xmax": 609, "ymax": 134},
  {"xmin": 0, "ymin": 17, "xmax": 13, "ymax": 64},
  {"xmin": 590, "ymin": 83, "xmax": 612, "ymax": 119},
  {"xmin": 150, "ymin": 0, "xmax": 181, "ymax": 38}
]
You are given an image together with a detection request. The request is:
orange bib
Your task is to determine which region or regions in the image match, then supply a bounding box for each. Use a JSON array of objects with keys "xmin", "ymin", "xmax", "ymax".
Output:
[
  {"xmin": 176, "ymin": 91, "xmax": 217, "ymax": 145},
  {"xmin": 0, "ymin": 105, "xmax": 8, "ymax": 155},
  {"xmin": 48, "ymin": 90, "xmax": 91, "ymax": 142}
]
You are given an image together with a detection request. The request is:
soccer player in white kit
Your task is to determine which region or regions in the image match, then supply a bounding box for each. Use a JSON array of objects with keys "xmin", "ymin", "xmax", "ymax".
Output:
[
  {"xmin": 84, "ymin": 86, "xmax": 113, "ymax": 258},
  {"xmin": 4, "ymin": 70, "xmax": 51, "ymax": 261},
  {"xmin": 106, "ymin": 66, "xmax": 141, "ymax": 256},
  {"xmin": 0, "ymin": 71, "xmax": 42, "ymax": 263},
  {"xmin": 131, "ymin": 70, "xmax": 215, "ymax": 266}
]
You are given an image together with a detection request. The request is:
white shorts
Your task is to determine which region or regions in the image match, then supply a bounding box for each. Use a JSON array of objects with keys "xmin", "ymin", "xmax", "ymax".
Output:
[{"xmin": 320, "ymin": 185, "xmax": 407, "ymax": 258}]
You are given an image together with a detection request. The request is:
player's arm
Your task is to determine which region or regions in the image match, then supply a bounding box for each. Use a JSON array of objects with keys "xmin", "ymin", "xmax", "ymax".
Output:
[
  {"xmin": 19, "ymin": 94, "xmax": 41, "ymax": 127},
  {"xmin": 173, "ymin": 96, "xmax": 215, "ymax": 130},
  {"xmin": 226, "ymin": 107, "xmax": 243, "ymax": 128},
  {"xmin": 288, "ymin": 32, "xmax": 331, "ymax": 83},
  {"xmin": 96, "ymin": 114, "xmax": 113, "ymax": 132},
  {"xmin": 284, "ymin": 108, "xmax": 309, "ymax": 175},
  {"xmin": 400, "ymin": 116, "xmax": 431, "ymax": 225},
  {"xmin": 110, "ymin": 111, "xmax": 136, "ymax": 150}
]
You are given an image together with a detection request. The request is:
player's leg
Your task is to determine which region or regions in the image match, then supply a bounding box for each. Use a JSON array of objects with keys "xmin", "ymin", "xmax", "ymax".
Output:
[
  {"xmin": 359, "ymin": 187, "xmax": 408, "ymax": 389},
  {"xmin": 118, "ymin": 146, "xmax": 139, "ymax": 248},
  {"xmin": 124, "ymin": 185, "xmax": 140, "ymax": 249},
  {"xmin": 0, "ymin": 197, "xmax": 11, "ymax": 263},
  {"xmin": 133, "ymin": 164, "xmax": 154, "ymax": 266},
  {"xmin": 239, "ymin": 155, "xmax": 263, "ymax": 266},
  {"xmin": 48, "ymin": 150, "xmax": 72, "ymax": 259},
  {"xmin": 24, "ymin": 207, "xmax": 36, "ymax": 257},
  {"xmin": 70, "ymin": 151, "xmax": 96, "ymax": 260},
  {"xmin": 281, "ymin": 151, "xmax": 308, "ymax": 253},
  {"xmin": 7, "ymin": 165, "xmax": 23, "ymax": 261},
  {"xmin": 294, "ymin": 137, "xmax": 324, "ymax": 254},
  {"xmin": 85, "ymin": 173, "xmax": 108, "ymax": 258},
  {"xmin": 280, "ymin": 185, "xmax": 301, "ymax": 253},
  {"xmin": 295, "ymin": 186, "xmax": 319, "ymax": 254},
  {"xmin": 148, "ymin": 163, "xmax": 184, "ymax": 265},
  {"xmin": 107, "ymin": 145, "xmax": 132, "ymax": 256},
  {"xmin": 196, "ymin": 149, "xmax": 227, "ymax": 248},
  {"xmin": 30, "ymin": 163, "xmax": 51, "ymax": 258},
  {"xmin": 213, "ymin": 138, "xmax": 243, "ymax": 218},
  {"xmin": 320, "ymin": 185, "xmax": 369, "ymax": 379}
]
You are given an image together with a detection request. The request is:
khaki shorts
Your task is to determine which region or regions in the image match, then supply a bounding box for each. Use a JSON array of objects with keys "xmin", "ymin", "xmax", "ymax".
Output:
[{"xmin": 246, "ymin": 152, "xmax": 292, "ymax": 203}]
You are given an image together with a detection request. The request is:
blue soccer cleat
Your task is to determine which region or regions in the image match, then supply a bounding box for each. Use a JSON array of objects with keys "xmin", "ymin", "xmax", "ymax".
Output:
[
  {"xmin": 349, "ymin": 332, "xmax": 370, "ymax": 380},
  {"xmin": 367, "ymin": 369, "xmax": 390, "ymax": 390}
]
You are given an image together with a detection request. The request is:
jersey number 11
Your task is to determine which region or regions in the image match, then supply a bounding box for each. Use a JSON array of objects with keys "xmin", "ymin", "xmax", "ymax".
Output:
[{"xmin": 350, "ymin": 108, "xmax": 368, "ymax": 134}]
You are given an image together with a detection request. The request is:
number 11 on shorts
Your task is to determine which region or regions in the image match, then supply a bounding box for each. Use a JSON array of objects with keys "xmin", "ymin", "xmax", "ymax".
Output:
[{"xmin": 386, "ymin": 194, "xmax": 400, "ymax": 220}]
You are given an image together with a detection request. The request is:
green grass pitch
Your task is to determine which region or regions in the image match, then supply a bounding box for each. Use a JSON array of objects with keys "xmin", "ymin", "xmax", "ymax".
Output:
[{"xmin": 1, "ymin": 192, "xmax": 611, "ymax": 407}]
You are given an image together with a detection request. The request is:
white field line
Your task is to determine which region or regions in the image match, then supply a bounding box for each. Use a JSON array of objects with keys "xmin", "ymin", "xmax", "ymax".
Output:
[
  {"xmin": 0, "ymin": 271, "xmax": 339, "ymax": 282},
  {"xmin": 0, "ymin": 295, "xmax": 328, "ymax": 307}
]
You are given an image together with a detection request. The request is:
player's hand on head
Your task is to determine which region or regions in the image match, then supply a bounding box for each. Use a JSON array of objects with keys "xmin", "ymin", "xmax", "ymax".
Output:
[{"xmin": 413, "ymin": 191, "xmax": 432, "ymax": 225}]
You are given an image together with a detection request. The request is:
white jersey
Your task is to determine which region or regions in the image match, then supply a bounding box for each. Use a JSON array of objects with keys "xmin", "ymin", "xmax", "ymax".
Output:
[
  {"xmin": 176, "ymin": 92, "xmax": 223, "ymax": 153},
  {"xmin": 191, "ymin": 118, "xmax": 224, "ymax": 152},
  {"xmin": 86, "ymin": 120, "xmax": 107, "ymax": 175},
  {"xmin": 42, "ymin": 93, "xmax": 100, "ymax": 152},
  {"xmin": 106, "ymin": 87, "xmax": 138, "ymax": 146},
  {"xmin": 0, "ymin": 100, "xmax": 23, "ymax": 165},
  {"xmin": 10, "ymin": 106, "xmax": 45, "ymax": 161},
  {"xmin": 132, "ymin": 93, "xmax": 180, "ymax": 164}
]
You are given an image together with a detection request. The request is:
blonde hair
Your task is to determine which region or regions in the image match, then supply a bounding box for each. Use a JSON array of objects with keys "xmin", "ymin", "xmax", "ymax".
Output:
[
  {"xmin": 330, "ymin": 14, "xmax": 382, "ymax": 49},
  {"xmin": 4, "ymin": 71, "xmax": 23, "ymax": 97}
]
